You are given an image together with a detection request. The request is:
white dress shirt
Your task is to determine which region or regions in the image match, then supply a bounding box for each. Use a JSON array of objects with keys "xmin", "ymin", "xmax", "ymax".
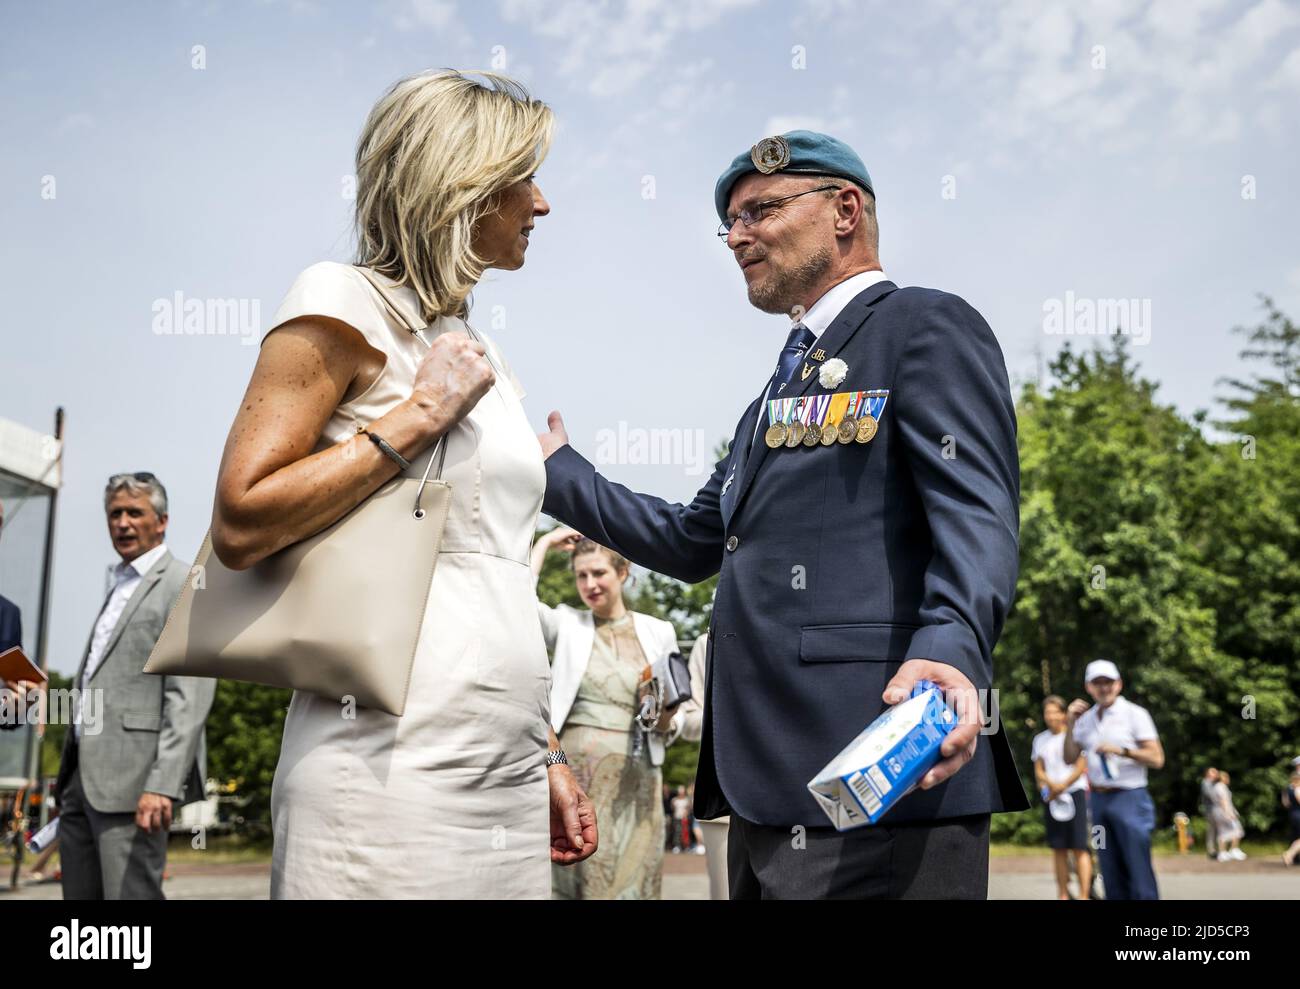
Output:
[
  {"xmin": 1070, "ymin": 694, "xmax": 1159, "ymax": 790},
  {"xmin": 798, "ymin": 268, "xmax": 892, "ymax": 338},
  {"xmin": 1031, "ymin": 729, "xmax": 1088, "ymax": 793},
  {"xmin": 78, "ymin": 542, "xmax": 168, "ymax": 738},
  {"xmin": 749, "ymin": 269, "xmax": 891, "ymax": 446}
]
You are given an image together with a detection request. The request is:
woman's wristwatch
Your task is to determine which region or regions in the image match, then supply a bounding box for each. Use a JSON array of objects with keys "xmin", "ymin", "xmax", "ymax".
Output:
[{"xmin": 545, "ymin": 749, "xmax": 568, "ymax": 767}]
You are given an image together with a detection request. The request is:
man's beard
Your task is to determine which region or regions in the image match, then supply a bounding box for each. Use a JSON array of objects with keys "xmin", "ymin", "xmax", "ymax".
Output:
[{"xmin": 746, "ymin": 247, "xmax": 832, "ymax": 315}]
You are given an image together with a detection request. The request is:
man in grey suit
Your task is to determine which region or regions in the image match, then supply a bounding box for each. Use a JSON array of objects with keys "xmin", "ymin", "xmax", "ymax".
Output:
[{"xmin": 56, "ymin": 472, "xmax": 215, "ymax": 900}]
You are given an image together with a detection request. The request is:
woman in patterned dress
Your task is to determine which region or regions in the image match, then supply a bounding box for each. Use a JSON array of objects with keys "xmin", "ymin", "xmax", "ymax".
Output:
[{"xmin": 531, "ymin": 527, "xmax": 682, "ymax": 899}]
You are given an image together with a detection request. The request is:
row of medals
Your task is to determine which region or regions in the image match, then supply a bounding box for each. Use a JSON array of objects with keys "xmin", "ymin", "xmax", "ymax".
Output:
[{"xmin": 765, "ymin": 413, "xmax": 878, "ymax": 449}]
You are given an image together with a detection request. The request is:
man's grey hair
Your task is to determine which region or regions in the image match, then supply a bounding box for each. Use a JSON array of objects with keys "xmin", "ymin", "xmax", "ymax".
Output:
[
  {"xmin": 857, "ymin": 188, "xmax": 879, "ymax": 251},
  {"xmin": 104, "ymin": 473, "xmax": 168, "ymax": 517}
]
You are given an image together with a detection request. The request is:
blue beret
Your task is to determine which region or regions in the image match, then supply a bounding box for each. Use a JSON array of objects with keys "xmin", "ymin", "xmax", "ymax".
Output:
[{"xmin": 714, "ymin": 130, "xmax": 874, "ymax": 223}]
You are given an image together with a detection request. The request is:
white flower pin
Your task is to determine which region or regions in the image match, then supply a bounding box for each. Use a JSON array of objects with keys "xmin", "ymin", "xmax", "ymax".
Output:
[{"xmin": 819, "ymin": 358, "xmax": 848, "ymax": 389}]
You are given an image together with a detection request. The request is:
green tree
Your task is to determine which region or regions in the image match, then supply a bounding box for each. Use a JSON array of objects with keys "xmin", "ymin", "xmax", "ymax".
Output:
[
  {"xmin": 38, "ymin": 670, "xmax": 71, "ymax": 779},
  {"xmin": 995, "ymin": 340, "xmax": 1222, "ymax": 842},
  {"xmin": 996, "ymin": 315, "xmax": 1300, "ymax": 843},
  {"xmin": 1189, "ymin": 297, "xmax": 1300, "ymax": 833},
  {"xmin": 205, "ymin": 681, "xmax": 292, "ymax": 831}
]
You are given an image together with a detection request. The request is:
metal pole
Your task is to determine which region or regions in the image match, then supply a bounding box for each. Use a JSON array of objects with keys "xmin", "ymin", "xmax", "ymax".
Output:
[{"xmin": 11, "ymin": 407, "xmax": 62, "ymax": 887}]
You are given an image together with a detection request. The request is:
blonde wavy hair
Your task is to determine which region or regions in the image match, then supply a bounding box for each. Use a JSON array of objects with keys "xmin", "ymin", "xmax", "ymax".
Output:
[{"xmin": 354, "ymin": 69, "xmax": 554, "ymax": 320}]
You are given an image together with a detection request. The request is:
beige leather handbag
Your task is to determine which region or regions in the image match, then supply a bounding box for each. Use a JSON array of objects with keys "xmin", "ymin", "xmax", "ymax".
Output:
[{"xmin": 144, "ymin": 267, "xmax": 453, "ymax": 716}]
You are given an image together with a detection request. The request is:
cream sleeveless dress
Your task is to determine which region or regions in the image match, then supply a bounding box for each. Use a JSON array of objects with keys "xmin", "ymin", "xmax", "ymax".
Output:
[{"xmin": 265, "ymin": 262, "xmax": 552, "ymax": 899}]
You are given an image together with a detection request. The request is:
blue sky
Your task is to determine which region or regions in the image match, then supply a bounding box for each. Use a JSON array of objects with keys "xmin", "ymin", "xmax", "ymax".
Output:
[{"xmin": 2, "ymin": 0, "xmax": 1297, "ymax": 674}]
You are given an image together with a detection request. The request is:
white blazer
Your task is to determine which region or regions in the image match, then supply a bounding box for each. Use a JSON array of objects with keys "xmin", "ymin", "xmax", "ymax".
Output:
[{"xmin": 537, "ymin": 601, "xmax": 679, "ymax": 767}]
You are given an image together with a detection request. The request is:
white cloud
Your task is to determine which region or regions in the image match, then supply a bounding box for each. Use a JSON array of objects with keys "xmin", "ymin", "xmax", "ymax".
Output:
[
  {"xmin": 498, "ymin": 0, "xmax": 758, "ymax": 99},
  {"xmin": 759, "ymin": 82, "xmax": 855, "ymax": 143},
  {"xmin": 54, "ymin": 112, "xmax": 94, "ymax": 136},
  {"xmin": 391, "ymin": 0, "xmax": 472, "ymax": 43},
  {"xmin": 762, "ymin": 114, "xmax": 846, "ymax": 135},
  {"xmin": 408, "ymin": 0, "xmax": 456, "ymax": 28},
  {"xmin": 658, "ymin": 58, "xmax": 728, "ymax": 118},
  {"xmin": 825, "ymin": 0, "xmax": 1300, "ymax": 164},
  {"xmin": 1264, "ymin": 45, "xmax": 1300, "ymax": 89}
]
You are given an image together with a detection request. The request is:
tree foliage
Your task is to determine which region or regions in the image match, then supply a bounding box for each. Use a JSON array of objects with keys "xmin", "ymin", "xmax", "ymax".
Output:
[
  {"xmin": 995, "ymin": 309, "xmax": 1299, "ymax": 841},
  {"xmin": 204, "ymin": 680, "xmax": 291, "ymax": 827}
]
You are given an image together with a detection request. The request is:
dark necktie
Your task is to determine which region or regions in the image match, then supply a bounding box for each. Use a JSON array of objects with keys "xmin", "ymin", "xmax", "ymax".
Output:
[
  {"xmin": 773, "ymin": 322, "xmax": 817, "ymax": 394},
  {"xmin": 738, "ymin": 322, "xmax": 819, "ymax": 465}
]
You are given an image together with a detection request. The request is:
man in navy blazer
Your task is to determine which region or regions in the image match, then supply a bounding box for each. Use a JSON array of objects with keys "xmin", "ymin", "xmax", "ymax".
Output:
[
  {"xmin": 0, "ymin": 500, "xmax": 24, "ymax": 668},
  {"xmin": 0, "ymin": 594, "xmax": 19, "ymax": 657},
  {"xmin": 538, "ymin": 132, "xmax": 1027, "ymax": 898},
  {"xmin": 0, "ymin": 500, "xmax": 25, "ymax": 731}
]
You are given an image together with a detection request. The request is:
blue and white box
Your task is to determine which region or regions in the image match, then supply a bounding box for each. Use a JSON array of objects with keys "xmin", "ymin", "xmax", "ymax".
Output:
[{"xmin": 807, "ymin": 680, "xmax": 957, "ymax": 829}]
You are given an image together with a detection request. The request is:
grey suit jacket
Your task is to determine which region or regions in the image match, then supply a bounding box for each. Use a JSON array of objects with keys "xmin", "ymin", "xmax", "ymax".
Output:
[{"xmin": 56, "ymin": 548, "xmax": 216, "ymax": 814}]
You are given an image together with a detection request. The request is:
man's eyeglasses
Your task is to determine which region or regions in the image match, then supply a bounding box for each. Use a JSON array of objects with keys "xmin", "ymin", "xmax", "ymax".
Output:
[{"xmin": 717, "ymin": 184, "xmax": 840, "ymax": 240}]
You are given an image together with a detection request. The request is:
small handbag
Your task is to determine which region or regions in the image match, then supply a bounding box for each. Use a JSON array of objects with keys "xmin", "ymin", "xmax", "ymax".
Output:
[
  {"xmin": 634, "ymin": 650, "xmax": 693, "ymax": 732},
  {"xmin": 144, "ymin": 268, "xmax": 455, "ymax": 716}
]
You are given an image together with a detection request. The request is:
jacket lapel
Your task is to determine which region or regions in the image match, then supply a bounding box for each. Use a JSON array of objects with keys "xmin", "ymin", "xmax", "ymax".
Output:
[
  {"xmin": 783, "ymin": 279, "xmax": 897, "ymax": 404},
  {"xmin": 88, "ymin": 549, "xmax": 171, "ymax": 682},
  {"xmin": 720, "ymin": 392, "xmax": 765, "ymax": 528},
  {"xmin": 630, "ymin": 611, "xmax": 667, "ymax": 665},
  {"xmin": 73, "ymin": 578, "xmax": 125, "ymax": 683},
  {"xmin": 72, "ymin": 622, "xmax": 100, "ymax": 685},
  {"xmin": 725, "ymin": 280, "xmax": 897, "ymax": 522}
]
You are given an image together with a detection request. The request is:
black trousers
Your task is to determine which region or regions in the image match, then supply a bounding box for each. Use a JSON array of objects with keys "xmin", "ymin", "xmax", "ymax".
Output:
[{"xmin": 727, "ymin": 813, "xmax": 990, "ymax": 899}]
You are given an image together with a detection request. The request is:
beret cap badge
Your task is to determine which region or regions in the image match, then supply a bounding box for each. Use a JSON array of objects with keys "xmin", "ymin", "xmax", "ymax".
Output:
[{"xmin": 750, "ymin": 135, "xmax": 791, "ymax": 174}]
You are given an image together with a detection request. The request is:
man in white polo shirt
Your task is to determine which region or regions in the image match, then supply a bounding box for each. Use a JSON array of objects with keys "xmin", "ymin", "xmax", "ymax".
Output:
[{"xmin": 1063, "ymin": 660, "xmax": 1164, "ymax": 900}]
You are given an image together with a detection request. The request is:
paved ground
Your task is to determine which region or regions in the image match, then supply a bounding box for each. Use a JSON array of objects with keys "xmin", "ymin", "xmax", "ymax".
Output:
[
  {"xmin": 986, "ymin": 852, "xmax": 1300, "ymax": 901},
  {"xmin": 3, "ymin": 852, "xmax": 1297, "ymax": 900}
]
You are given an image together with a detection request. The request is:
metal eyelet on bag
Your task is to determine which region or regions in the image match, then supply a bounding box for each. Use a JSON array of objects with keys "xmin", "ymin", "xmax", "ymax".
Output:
[{"xmin": 411, "ymin": 433, "xmax": 448, "ymax": 520}]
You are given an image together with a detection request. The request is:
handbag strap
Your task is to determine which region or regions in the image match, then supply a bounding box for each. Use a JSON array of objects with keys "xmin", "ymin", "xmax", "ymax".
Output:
[
  {"xmin": 351, "ymin": 265, "xmax": 451, "ymax": 518},
  {"xmin": 352, "ymin": 265, "xmax": 506, "ymax": 376}
]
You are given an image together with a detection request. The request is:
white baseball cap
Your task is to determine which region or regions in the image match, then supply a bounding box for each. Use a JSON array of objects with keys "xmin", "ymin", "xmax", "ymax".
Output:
[
  {"xmin": 1084, "ymin": 659, "xmax": 1121, "ymax": 683},
  {"xmin": 1049, "ymin": 794, "xmax": 1077, "ymax": 822}
]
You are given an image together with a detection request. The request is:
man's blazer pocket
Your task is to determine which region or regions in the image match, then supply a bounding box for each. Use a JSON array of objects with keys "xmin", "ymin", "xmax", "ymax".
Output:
[
  {"xmin": 799, "ymin": 622, "xmax": 919, "ymax": 663},
  {"xmin": 121, "ymin": 711, "xmax": 162, "ymax": 732}
]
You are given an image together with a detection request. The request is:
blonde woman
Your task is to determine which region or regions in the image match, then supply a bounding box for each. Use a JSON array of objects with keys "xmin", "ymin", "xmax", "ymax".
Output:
[
  {"xmin": 211, "ymin": 70, "xmax": 596, "ymax": 898},
  {"xmin": 530, "ymin": 527, "xmax": 680, "ymax": 899}
]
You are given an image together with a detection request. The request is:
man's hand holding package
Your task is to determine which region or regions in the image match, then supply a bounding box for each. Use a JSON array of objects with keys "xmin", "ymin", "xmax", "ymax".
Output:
[{"xmin": 884, "ymin": 658, "xmax": 981, "ymax": 791}]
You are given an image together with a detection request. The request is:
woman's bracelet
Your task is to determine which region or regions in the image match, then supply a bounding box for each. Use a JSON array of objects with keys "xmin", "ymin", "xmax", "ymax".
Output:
[{"xmin": 357, "ymin": 425, "xmax": 412, "ymax": 471}]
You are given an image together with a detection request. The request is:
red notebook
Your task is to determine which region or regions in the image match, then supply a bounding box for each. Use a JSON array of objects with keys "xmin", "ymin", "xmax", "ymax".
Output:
[{"xmin": 0, "ymin": 646, "xmax": 47, "ymax": 685}]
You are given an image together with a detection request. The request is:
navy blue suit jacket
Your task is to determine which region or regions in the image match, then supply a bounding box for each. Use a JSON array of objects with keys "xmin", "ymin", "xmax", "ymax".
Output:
[
  {"xmin": 543, "ymin": 280, "xmax": 1029, "ymax": 826},
  {"xmin": 0, "ymin": 594, "xmax": 20, "ymax": 655}
]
